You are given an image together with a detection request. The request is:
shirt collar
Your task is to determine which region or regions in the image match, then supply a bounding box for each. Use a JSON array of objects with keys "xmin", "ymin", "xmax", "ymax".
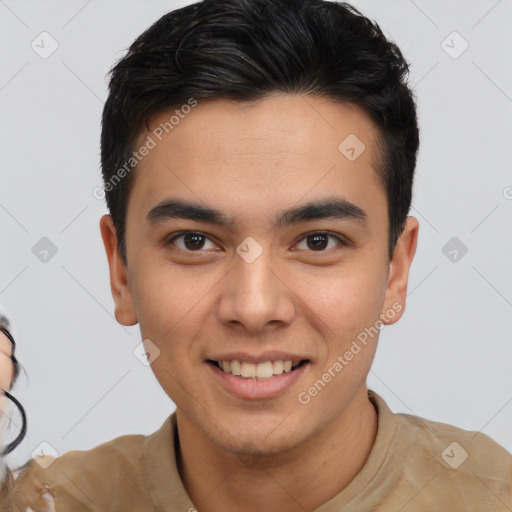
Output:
[
  {"xmin": 143, "ymin": 389, "xmax": 398, "ymax": 511},
  {"xmin": 143, "ymin": 411, "xmax": 195, "ymax": 511}
]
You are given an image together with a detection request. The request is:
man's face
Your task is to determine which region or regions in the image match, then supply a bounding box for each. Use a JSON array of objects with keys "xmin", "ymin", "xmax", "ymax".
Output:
[{"xmin": 101, "ymin": 94, "xmax": 417, "ymax": 455}]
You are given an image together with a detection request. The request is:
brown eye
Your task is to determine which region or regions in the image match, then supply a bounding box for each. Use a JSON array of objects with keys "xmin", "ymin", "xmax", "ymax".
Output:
[
  {"xmin": 295, "ymin": 232, "xmax": 347, "ymax": 252},
  {"xmin": 167, "ymin": 232, "xmax": 217, "ymax": 252}
]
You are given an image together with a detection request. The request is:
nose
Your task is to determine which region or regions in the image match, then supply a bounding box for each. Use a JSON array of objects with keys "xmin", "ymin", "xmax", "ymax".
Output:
[{"xmin": 217, "ymin": 249, "xmax": 296, "ymax": 335}]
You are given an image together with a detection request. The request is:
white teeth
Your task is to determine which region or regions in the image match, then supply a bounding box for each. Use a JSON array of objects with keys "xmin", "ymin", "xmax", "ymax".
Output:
[
  {"xmin": 272, "ymin": 360, "xmax": 284, "ymax": 375},
  {"xmin": 216, "ymin": 359, "xmax": 304, "ymax": 379},
  {"xmin": 230, "ymin": 360, "xmax": 241, "ymax": 376},
  {"xmin": 256, "ymin": 361, "xmax": 273, "ymax": 378},
  {"xmin": 241, "ymin": 361, "xmax": 256, "ymax": 378}
]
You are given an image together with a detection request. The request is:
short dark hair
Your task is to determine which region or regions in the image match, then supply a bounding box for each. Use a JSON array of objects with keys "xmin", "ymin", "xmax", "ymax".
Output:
[{"xmin": 101, "ymin": 0, "xmax": 419, "ymax": 264}]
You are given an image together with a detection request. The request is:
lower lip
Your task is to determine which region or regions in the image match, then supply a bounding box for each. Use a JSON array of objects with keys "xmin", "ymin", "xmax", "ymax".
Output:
[{"xmin": 207, "ymin": 361, "xmax": 309, "ymax": 400}]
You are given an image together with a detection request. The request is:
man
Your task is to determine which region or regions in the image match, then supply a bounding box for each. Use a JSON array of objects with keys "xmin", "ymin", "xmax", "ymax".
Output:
[{"xmin": 1, "ymin": 0, "xmax": 511, "ymax": 510}]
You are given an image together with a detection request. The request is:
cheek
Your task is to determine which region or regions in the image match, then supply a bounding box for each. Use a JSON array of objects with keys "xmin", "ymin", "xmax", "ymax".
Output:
[
  {"xmin": 297, "ymin": 263, "xmax": 387, "ymax": 338},
  {"xmin": 131, "ymin": 259, "xmax": 192, "ymax": 328},
  {"xmin": 131, "ymin": 260, "xmax": 219, "ymax": 359}
]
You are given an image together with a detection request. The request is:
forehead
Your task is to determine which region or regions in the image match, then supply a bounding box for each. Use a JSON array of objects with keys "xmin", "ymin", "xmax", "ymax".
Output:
[{"xmin": 128, "ymin": 94, "xmax": 385, "ymax": 230}]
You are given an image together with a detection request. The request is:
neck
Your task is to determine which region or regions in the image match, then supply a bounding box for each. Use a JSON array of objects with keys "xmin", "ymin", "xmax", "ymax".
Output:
[{"xmin": 176, "ymin": 386, "xmax": 378, "ymax": 512}]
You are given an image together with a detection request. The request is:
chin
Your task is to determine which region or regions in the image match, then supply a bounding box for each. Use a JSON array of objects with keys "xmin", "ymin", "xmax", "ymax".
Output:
[{"xmin": 214, "ymin": 417, "xmax": 306, "ymax": 458}]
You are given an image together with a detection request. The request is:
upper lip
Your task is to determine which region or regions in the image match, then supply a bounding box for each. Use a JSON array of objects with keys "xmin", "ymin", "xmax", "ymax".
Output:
[{"xmin": 206, "ymin": 351, "xmax": 310, "ymax": 364}]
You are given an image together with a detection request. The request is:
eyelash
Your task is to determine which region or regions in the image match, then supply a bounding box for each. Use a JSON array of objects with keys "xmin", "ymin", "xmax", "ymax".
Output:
[{"xmin": 165, "ymin": 230, "xmax": 349, "ymax": 254}]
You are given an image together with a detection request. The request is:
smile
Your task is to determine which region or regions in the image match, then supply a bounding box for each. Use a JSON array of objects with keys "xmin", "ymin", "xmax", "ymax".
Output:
[
  {"xmin": 208, "ymin": 359, "xmax": 307, "ymax": 380},
  {"xmin": 207, "ymin": 359, "xmax": 310, "ymax": 400}
]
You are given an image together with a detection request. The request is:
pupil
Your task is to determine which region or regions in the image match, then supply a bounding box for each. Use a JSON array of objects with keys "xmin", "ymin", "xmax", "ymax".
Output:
[
  {"xmin": 184, "ymin": 233, "xmax": 205, "ymax": 250},
  {"xmin": 308, "ymin": 234, "xmax": 327, "ymax": 250}
]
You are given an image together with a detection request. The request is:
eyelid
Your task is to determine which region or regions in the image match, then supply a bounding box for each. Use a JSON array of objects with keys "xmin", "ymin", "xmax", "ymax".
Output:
[{"xmin": 165, "ymin": 230, "xmax": 350, "ymax": 253}]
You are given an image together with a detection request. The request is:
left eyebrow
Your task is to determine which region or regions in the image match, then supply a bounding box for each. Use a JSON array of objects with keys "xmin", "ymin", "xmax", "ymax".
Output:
[{"xmin": 146, "ymin": 196, "xmax": 368, "ymax": 231}]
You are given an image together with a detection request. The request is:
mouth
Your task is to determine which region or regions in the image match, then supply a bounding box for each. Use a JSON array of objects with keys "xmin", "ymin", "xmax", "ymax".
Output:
[
  {"xmin": 207, "ymin": 357, "xmax": 310, "ymax": 400},
  {"xmin": 207, "ymin": 359, "xmax": 309, "ymax": 381}
]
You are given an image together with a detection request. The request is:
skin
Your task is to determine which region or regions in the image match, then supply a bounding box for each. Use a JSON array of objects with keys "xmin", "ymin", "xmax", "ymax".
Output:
[
  {"xmin": 100, "ymin": 93, "xmax": 419, "ymax": 512},
  {"xmin": 0, "ymin": 330, "xmax": 14, "ymax": 414}
]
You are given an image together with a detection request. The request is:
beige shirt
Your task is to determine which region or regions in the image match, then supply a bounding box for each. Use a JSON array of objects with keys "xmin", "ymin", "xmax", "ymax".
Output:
[{"xmin": 1, "ymin": 389, "xmax": 511, "ymax": 511}]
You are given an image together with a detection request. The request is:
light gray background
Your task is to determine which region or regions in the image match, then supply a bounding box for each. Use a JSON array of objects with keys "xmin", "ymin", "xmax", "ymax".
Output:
[{"xmin": 1, "ymin": 0, "xmax": 511, "ymax": 469}]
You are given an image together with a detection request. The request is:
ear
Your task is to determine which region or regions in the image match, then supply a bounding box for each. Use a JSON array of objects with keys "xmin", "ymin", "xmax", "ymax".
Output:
[
  {"xmin": 99, "ymin": 214, "xmax": 138, "ymax": 326},
  {"xmin": 381, "ymin": 216, "xmax": 419, "ymax": 325}
]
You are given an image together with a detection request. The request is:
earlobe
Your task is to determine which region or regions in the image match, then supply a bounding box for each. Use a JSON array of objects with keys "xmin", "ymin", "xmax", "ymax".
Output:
[
  {"xmin": 99, "ymin": 214, "xmax": 138, "ymax": 326},
  {"xmin": 381, "ymin": 216, "xmax": 419, "ymax": 326}
]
